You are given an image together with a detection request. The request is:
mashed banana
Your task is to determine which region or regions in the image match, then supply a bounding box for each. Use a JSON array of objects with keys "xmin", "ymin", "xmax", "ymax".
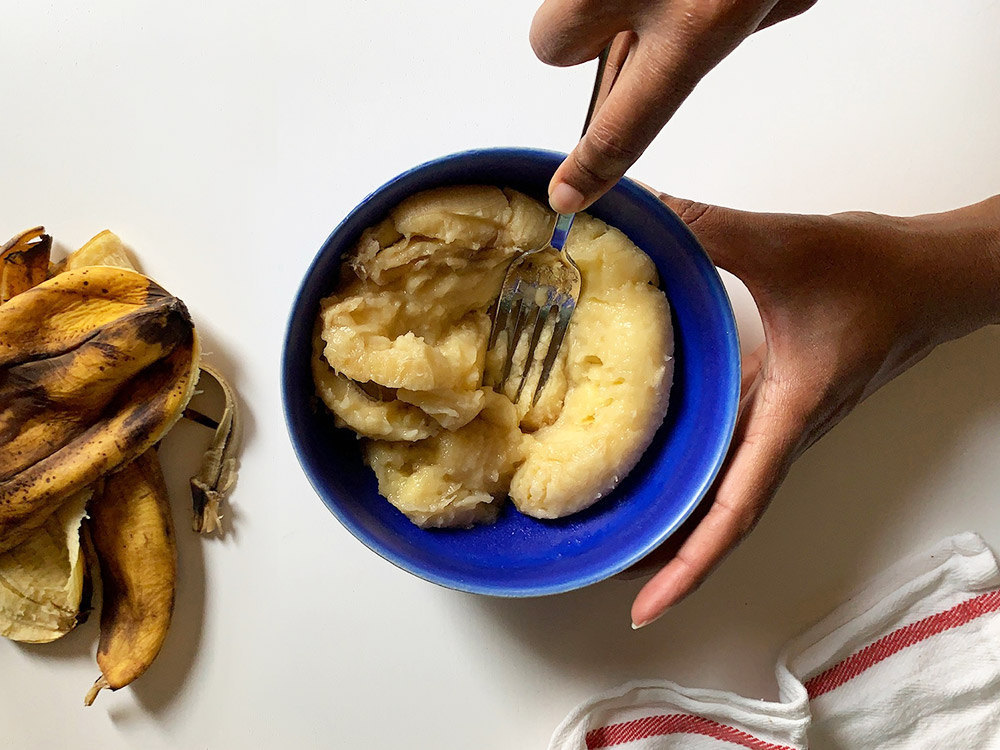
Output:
[{"xmin": 313, "ymin": 186, "xmax": 673, "ymax": 527}]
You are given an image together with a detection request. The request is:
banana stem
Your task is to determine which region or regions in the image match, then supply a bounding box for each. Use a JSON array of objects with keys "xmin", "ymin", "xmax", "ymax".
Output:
[{"xmin": 84, "ymin": 675, "xmax": 110, "ymax": 706}]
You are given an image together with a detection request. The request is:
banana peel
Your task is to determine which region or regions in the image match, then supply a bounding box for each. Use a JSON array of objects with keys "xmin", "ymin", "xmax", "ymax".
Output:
[
  {"xmin": 76, "ymin": 520, "xmax": 97, "ymax": 628},
  {"xmin": 0, "ymin": 265, "xmax": 171, "ymax": 368},
  {"xmin": 1, "ymin": 227, "xmax": 51, "ymax": 304},
  {"xmin": 84, "ymin": 450, "xmax": 176, "ymax": 705},
  {"xmin": 189, "ymin": 363, "xmax": 240, "ymax": 534},
  {"xmin": 0, "ymin": 266, "xmax": 200, "ymax": 554},
  {"xmin": 0, "ymin": 226, "xmax": 242, "ymax": 703},
  {"xmin": 0, "ymin": 490, "xmax": 90, "ymax": 643},
  {"xmin": 64, "ymin": 230, "xmax": 137, "ymax": 272},
  {"xmin": 68, "ymin": 232, "xmax": 241, "ymax": 533},
  {"xmin": 0, "ymin": 295, "xmax": 195, "ymax": 481}
]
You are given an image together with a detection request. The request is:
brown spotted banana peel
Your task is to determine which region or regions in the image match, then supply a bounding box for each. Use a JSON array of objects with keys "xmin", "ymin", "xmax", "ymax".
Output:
[
  {"xmin": 0, "ymin": 266, "xmax": 200, "ymax": 554},
  {"xmin": 0, "ymin": 228, "xmax": 240, "ymax": 700},
  {"xmin": 56, "ymin": 235, "xmax": 240, "ymax": 534},
  {"xmin": 0, "ymin": 264, "xmax": 170, "ymax": 366},
  {"xmin": 0, "ymin": 298, "xmax": 194, "ymax": 480},
  {"xmin": 0, "ymin": 228, "xmax": 90, "ymax": 644},
  {"xmin": 84, "ymin": 449, "xmax": 176, "ymax": 706}
]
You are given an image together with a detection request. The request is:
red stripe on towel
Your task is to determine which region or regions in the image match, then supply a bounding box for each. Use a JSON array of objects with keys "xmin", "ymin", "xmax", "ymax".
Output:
[
  {"xmin": 805, "ymin": 589, "xmax": 1000, "ymax": 699},
  {"xmin": 585, "ymin": 713, "xmax": 798, "ymax": 750}
]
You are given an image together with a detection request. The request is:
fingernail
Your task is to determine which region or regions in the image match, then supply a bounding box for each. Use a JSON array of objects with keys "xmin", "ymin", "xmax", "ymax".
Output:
[
  {"xmin": 549, "ymin": 182, "xmax": 585, "ymax": 214},
  {"xmin": 631, "ymin": 608, "xmax": 668, "ymax": 630}
]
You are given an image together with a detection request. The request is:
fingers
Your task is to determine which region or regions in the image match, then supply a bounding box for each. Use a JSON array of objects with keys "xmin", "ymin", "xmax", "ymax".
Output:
[
  {"xmin": 614, "ymin": 496, "xmax": 709, "ymax": 580},
  {"xmin": 530, "ymin": 1, "xmax": 629, "ymax": 67},
  {"xmin": 543, "ymin": 2, "xmax": 773, "ymax": 213},
  {"xmin": 741, "ymin": 343, "xmax": 767, "ymax": 399},
  {"xmin": 756, "ymin": 0, "xmax": 818, "ymax": 31},
  {"xmin": 533, "ymin": 0, "xmax": 817, "ymax": 212},
  {"xmin": 548, "ymin": 37, "xmax": 708, "ymax": 213},
  {"xmin": 616, "ymin": 343, "xmax": 766, "ymax": 581},
  {"xmin": 630, "ymin": 374, "xmax": 800, "ymax": 628},
  {"xmin": 586, "ymin": 33, "xmax": 635, "ymax": 134}
]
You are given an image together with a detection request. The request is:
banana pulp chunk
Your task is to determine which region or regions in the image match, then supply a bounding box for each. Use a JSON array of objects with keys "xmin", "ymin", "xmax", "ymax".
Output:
[
  {"xmin": 314, "ymin": 186, "xmax": 674, "ymax": 527},
  {"xmin": 364, "ymin": 391, "xmax": 523, "ymax": 528}
]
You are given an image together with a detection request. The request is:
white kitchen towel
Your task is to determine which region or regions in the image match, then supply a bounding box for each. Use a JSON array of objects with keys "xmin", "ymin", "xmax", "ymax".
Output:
[{"xmin": 549, "ymin": 532, "xmax": 1000, "ymax": 750}]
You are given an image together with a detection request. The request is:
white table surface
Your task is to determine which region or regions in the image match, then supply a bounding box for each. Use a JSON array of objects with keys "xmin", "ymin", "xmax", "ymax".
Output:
[{"xmin": 2, "ymin": 1, "xmax": 999, "ymax": 747}]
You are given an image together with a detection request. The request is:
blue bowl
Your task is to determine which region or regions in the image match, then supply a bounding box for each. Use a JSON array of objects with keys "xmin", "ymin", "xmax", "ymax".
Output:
[{"xmin": 282, "ymin": 148, "xmax": 739, "ymax": 597}]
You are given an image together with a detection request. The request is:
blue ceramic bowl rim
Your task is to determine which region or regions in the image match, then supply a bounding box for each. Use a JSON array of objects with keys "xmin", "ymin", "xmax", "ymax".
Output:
[{"xmin": 281, "ymin": 147, "xmax": 741, "ymax": 596}]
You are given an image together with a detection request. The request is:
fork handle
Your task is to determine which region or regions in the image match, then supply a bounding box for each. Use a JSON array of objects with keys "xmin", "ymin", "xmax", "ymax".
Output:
[
  {"xmin": 550, "ymin": 212, "xmax": 575, "ymax": 250},
  {"xmin": 551, "ymin": 33, "xmax": 632, "ymax": 253},
  {"xmin": 580, "ymin": 33, "xmax": 631, "ymax": 139}
]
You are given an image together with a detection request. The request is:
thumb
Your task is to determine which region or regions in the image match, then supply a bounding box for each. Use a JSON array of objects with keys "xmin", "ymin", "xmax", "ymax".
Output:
[{"xmin": 654, "ymin": 192, "xmax": 791, "ymax": 285}]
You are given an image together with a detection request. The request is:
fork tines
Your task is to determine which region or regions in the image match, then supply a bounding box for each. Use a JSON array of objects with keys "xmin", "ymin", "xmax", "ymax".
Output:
[{"xmin": 487, "ymin": 279, "xmax": 575, "ymax": 407}]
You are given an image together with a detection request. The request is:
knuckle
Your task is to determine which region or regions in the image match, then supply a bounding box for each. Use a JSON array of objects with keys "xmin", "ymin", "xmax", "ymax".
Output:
[
  {"xmin": 713, "ymin": 485, "xmax": 767, "ymax": 543},
  {"xmin": 655, "ymin": 0, "xmax": 758, "ymax": 59},
  {"xmin": 530, "ymin": 36, "xmax": 565, "ymax": 66},
  {"xmin": 669, "ymin": 0, "xmax": 731, "ymax": 37},
  {"xmin": 692, "ymin": 0, "xmax": 753, "ymax": 25},
  {"xmin": 667, "ymin": 197, "xmax": 715, "ymax": 229},
  {"xmin": 529, "ymin": 0, "xmax": 594, "ymax": 66},
  {"xmin": 529, "ymin": 27, "xmax": 568, "ymax": 66},
  {"xmin": 587, "ymin": 122, "xmax": 642, "ymax": 166},
  {"xmin": 672, "ymin": 548, "xmax": 707, "ymax": 585},
  {"xmin": 568, "ymin": 148, "xmax": 610, "ymax": 189},
  {"xmin": 639, "ymin": 29, "xmax": 716, "ymax": 92},
  {"xmin": 571, "ymin": 126, "xmax": 640, "ymax": 187}
]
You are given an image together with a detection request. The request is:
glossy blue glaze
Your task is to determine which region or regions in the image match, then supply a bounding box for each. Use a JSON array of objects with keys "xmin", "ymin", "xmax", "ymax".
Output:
[{"xmin": 281, "ymin": 148, "xmax": 740, "ymax": 597}]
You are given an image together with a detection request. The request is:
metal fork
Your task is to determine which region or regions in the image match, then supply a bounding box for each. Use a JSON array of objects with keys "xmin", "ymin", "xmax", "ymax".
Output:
[{"xmin": 486, "ymin": 39, "xmax": 626, "ymax": 406}]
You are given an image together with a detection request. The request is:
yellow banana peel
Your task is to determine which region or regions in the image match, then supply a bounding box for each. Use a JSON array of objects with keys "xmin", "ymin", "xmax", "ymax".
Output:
[
  {"xmin": 0, "ymin": 266, "xmax": 200, "ymax": 554},
  {"xmin": 0, "ymin": 489, "xmax": 90, "ymax": 643},
  {"xmin": 0, "ymin": 226, "xmax": 240, "ymax": 704},
  {"xmin": 85, "ymin": 450, "xmax": 176, "ymax": 705},
  {"xmin": 1, "ymin": 227, "xmax": 50, "ymax": 304},
  {"xmin": 64, "ymin": 230, "xmax": 137, "ymax": 272}
]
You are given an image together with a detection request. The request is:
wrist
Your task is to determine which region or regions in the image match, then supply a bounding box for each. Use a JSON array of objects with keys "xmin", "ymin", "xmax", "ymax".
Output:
[{"xmin": 901, "ymin": 197, "xmax": 1000, "ymax": 340}]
